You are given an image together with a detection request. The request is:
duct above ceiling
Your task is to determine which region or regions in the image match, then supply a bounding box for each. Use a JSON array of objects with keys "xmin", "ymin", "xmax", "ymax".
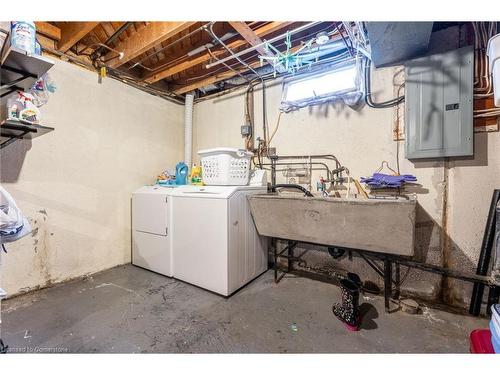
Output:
[{"xmin": 366, "ymin": 22, "xmax": 434, "ymax": 67}]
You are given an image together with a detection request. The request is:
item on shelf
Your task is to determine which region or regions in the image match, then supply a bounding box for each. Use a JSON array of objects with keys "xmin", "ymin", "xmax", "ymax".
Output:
[
  {"xmin": 6, "ymin": 96, "xmax": 24, "ymax": 119},
  {"xmin": 10, "ymin": 21, "xmax": 36, "ymax": 55},
  {"xmin": 189, "ymin": 164, "xmax": 203, "ymax": 185},
  {"xmin": 35, "ymin": 40, "xmax": 41, "ymax": 55},
  {"xmin": 30, "ymin": 73, "xmax": 56, "ymax": 108},
  {"xmin": 20, "ymin": 107, "xmax": 40, "ymax": 123},
  {"xmin": 5, "ymin": 91, "xmax": 41, "ymax": 124}
]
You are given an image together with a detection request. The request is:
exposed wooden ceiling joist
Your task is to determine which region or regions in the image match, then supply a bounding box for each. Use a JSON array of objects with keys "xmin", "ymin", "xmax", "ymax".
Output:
[
  {"xmin": 103, "ymin": 22, "xmax": 197, "ymax": 69},
  {"xmin": 173, "ymin": 60, "xmax": 262, "ymax": 95},
  {"xmin": 144, "ymin": 21, "xmax": 294, "ymax": 84},
  {"xmin": 134, "ymin": 22, "xmax": 228, "ymax": 72},
  {"xmin": 228, "ymin": 21, "xmax": 286, "ymax": 73},
  {"xmin": 35, "ymin": 22, "xmax": 61, "ymax": 41},
  {"xmin": 57, "ymin": 22, "xmax": 100, "ymax": 52},
  {"xmin": 41, "ymin": 21, "xmax": 337, "ymax": 98},
  {"xmin": 100, "ymin": 22, "xmax": 119, "ymax": 39},
  {"xmin": 173, "ymin": 37, "xmax": 318, "ymax": 95}
]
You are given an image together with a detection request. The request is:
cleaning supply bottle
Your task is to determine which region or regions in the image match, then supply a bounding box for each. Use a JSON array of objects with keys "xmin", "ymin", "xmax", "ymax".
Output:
[
  {"xmin": 190, "ymin": 164, "xmax": 203, "ymax": 185},
  {"xmin": 10, "ymin": 22, "xmax": 36, "ymax": 55},
  {"xmin": 175, "ymin": 162, "xmax": 188, "ymax": 185}
]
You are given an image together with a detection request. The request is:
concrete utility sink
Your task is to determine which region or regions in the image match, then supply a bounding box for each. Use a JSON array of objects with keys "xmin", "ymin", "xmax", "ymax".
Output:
[{"xmin": 248, "ymin": 194, "xmax": 417, "ymax": 256}]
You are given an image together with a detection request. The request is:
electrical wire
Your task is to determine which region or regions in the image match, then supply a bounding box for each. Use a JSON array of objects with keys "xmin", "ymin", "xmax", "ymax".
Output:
[
  {"xmin": 207, "ymin": 23, "xmax": 263, "ymax": 80},
  {"xmin": 471, "ymin": 21, "xmax": 499, "ymax": 120},
  {"xmin": 268, "ymin": 111, "xmax": 283, "ymax": 145},
  {"xmin": 205, "ymin": 22, "xmax": 268, "ymax": 153},
  {"xmin": 196, "ymin": 51, "xmax": 356, "ymax": 106},
  {"xmin": 335, "ymin": 22, "xmax": 354, "ymax": 57},
  {"xmin": 193, "ymin": 24, "xmax": 358, "ymax": 100},
  {"xmin": 154, "ymin": 23, "xmax": 340, "ymax": 87},
  {"xmin": 182, "ymin": 52, "xmax": 258, "ymax": 83},
  {"xmin": 394, "ymin": 81, "xmax": 405, "ymax": 175},
  {"xmin": 185, "ymin": 23, "xmax": 339, "ymax": 84},
  {"xmin": 364, "ymin": 57, "xmax": 405, "ymax": 109},
  {"xmin": 207, "ymin": 48, "xmax": 250, "ymax": 83},
  {"xmin": 128, "ymin": 22, "xmax": 211, "ymax": 70},
  {"xmin": 41, "ymin": 45, "xmax": 184, "ymax": 104},
  {"xmin": 177, "ymin": 23, "xmax": 342, "ymax": 91},
  {"xmin": 472, "ymin": 22, "xmax": 494, "ymax": 96}
]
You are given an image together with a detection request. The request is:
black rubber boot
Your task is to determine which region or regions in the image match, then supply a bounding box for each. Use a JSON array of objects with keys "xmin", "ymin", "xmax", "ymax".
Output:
[
  {"xmin": 0, "ymin": 338, "xmax": 8, "ymax": 354},
  {"xmin": 332, "ymin": 279, "xmax": 361, "ymax": 331},
  {"xmin": 347, "ymin": 272, "xmax": 362, "ymax": 289}
]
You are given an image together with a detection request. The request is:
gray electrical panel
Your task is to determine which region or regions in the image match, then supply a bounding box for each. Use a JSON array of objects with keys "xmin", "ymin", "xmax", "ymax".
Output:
[{"xmin": 405, "ymin": 46, "xmax": 473, "ymax": 159}]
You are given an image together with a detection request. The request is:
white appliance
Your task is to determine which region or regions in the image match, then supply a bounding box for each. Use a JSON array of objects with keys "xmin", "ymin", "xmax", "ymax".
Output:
[
  {"xmin": 132, "ymin": 185, "xmax": 176, "ymax": 277},
  {"xmin": 171, "ymin": 185, "xmax": 267, "ymax": 296}
]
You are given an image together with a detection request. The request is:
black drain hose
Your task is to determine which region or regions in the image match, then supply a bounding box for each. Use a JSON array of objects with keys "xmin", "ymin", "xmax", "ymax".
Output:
[{"xmin": 272, "ymin": 184, "xmax": 314, "ymax": 197}]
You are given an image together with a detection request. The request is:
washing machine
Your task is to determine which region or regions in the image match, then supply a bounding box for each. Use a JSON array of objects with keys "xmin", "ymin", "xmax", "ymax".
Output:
[
  {"xmin": 170, "ymin": 185, "xmax": 267, "ymax": 296},
  {"xmin": 131, "ymin": 185, "xmax": 177, "ymax": 277}
]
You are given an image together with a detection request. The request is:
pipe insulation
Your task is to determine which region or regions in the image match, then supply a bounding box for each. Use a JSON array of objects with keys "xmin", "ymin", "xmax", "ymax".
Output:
[{"xmin": 184, "ymin": 92, "xmax": 194, "ymax": 170}]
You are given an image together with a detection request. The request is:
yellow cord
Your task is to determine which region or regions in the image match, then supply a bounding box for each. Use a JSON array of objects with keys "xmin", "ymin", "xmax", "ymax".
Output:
[{"xmin": 268, "ymin": 111, "xmax": 283, "ymax": 146}]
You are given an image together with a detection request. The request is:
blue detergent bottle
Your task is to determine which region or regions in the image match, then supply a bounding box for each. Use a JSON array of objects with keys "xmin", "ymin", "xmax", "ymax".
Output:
[{"xmin": 175, "ymin": 162, "xmax": 188, "ymax": 185}]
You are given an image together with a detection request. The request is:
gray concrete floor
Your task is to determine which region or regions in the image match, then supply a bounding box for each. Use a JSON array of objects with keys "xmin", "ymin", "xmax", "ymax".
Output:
[{"xmin": 1, "ymin": 264, "xmax": 488, "ymax": 353}]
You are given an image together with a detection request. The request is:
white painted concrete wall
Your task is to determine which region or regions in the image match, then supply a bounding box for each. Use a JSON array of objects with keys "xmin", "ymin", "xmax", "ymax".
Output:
[
  {"xmin": 1, "ymin": 59, "xmax": 184, "ymax": 296},
  {"xmin": 193, "ymin": 67, "xmax": 500, "ymax": 307}
]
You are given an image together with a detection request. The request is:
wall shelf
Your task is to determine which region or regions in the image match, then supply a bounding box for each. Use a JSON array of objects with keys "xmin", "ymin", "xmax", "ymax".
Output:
[
  {"xmin": 0, "ymin": 45, "xmax": 54, "ymax": 99},
  {"xmin": 0, "ymin": 45, "xmax": 55, "ymax": 149},
  {"xmin": 0, "ymin": 120, "xmax": 54, "ymax": 149}
]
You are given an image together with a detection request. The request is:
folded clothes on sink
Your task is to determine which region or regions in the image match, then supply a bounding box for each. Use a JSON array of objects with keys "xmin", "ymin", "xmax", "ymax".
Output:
[{"xmin": 360, "ymin": 173, "xmax": 417, "ymax": 189}]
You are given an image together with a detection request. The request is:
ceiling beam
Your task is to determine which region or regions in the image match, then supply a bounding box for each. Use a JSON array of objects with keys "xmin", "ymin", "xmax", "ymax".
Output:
[
  {"xmin": 144, "ymin": 21, "xmax": 294, "ymax": 84},
  {"xmin": 173, "ymin": 61, "xmax": 262, "ymax": 95},
  {"xmin": 173, "ymin": 36, "xmax": 324, "ymax": 95},
  {"xmin": 35, "ymin": 22, "xmax": 61, "ymax": 41},
  {"xmin": 103, "ymin": 22, "xmax": 197, "ymax": 69},
  {"xmin": 135, "ymin": 22, "xmax": 227, "ymax": 73},
  {"xmin": 228, "ymin": 21, "xmax": 286, "ymax": 73},
  {"xmin": 57, "ymin": 22, "xmax": 100, "ymax": 52}
]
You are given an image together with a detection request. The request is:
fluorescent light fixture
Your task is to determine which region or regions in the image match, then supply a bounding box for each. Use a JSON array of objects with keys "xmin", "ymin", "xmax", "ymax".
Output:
[{"xmin": 284, "ymin": 64, "xmax": 357, "ymax": 102}]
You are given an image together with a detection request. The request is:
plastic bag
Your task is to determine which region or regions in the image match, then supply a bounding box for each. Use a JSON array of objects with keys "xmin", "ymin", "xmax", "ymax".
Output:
[
  {"xmin": 0, "ymin": 186, "xmax": 31, "ymax": 244},
  {"xmin": 30, "ymin": 73, "xmax": 56, "ymax": 108}
]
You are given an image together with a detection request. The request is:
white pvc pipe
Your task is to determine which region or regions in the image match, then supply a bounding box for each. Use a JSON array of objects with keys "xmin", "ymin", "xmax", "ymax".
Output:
[{"xmin": 184, "ymin": 92, "xmax": 194, "ymax": 170}]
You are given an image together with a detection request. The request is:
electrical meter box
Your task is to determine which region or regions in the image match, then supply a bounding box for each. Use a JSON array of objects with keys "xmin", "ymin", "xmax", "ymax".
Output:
[{"xmin": 405, "ymin": 46, "xmax": 473, "ymax": 159}]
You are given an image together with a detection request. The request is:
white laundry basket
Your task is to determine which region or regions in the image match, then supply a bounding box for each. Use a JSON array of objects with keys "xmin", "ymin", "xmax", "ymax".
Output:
[
  {"xmin": 198, "ymin": 147, "xmax": 253, "ymax": 186},
  {"xmin": 487, "ymin": 33, "xmax": 500, "ymax": 107}
]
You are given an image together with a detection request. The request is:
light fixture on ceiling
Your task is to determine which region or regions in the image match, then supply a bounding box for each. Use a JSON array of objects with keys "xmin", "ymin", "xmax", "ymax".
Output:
[{"xmin": 316, "ymin": 32, "xmax": 330, "ymax": 45}]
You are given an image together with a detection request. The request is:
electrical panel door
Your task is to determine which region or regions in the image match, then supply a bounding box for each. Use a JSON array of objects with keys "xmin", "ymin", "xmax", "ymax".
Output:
[{"xmin": 405, "ymin": 46, "xmax": 473, "ymax": 159}]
